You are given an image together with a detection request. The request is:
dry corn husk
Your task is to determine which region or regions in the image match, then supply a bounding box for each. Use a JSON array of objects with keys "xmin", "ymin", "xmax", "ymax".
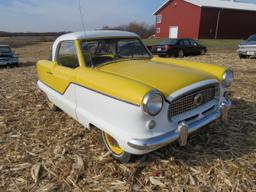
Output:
[{"xmin": 0, "ymin": 39, "xmax": 256, "ymax": 191}]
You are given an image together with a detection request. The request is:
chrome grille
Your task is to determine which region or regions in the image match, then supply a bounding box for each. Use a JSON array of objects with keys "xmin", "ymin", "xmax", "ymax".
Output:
[{"xmin": 168, "ymin": 85, "xmax": 219, "ymax": 118}]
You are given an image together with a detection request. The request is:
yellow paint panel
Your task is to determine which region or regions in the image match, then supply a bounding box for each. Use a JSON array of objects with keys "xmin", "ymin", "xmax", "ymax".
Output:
[
  {"xmin": 37, "ymin": 60, "xmax": 78, "ymax": 94},
  {"xmin": 75, "ymin": 67, "xmax": 151, "ymax": 106},
  {"xmin": 98, "ymin": 59, "xmax": 216, "ymax": 96},
  {"xmin": 151, "ymin": 57, "xmax": 226, "ymax": 81}
]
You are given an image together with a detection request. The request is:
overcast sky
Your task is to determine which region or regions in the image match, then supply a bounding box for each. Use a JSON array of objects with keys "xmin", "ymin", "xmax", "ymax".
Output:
[{"xmin": 0, "ymin": 0, "xmax": 256, "ymax": 32}]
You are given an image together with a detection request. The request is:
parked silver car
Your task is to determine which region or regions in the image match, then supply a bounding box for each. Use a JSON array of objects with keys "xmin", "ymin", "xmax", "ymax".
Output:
[
  {"xmin": 0, "ymin": 45, "xmax": 19, "ymax": 67},
  {"xmin": 237, "ymin": 34, "xmax": 256, "ymax": 58}
]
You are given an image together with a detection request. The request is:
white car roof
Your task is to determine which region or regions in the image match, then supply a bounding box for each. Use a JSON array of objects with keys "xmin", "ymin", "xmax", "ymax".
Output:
[
  {"xmin": 52, "ymin": 30, "xmax": 139, "ymax": 61},
  {"xmin": 56, "ymin": 30, "xmax": 138, "ymax": 41}
]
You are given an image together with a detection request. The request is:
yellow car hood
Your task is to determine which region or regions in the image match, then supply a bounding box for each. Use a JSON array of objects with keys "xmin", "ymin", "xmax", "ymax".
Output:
[{"xmin": 98, "ymin": 60, "xmax": 216, "ymax": 96}]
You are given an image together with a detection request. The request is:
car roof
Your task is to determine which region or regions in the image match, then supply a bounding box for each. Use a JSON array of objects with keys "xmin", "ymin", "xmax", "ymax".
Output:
[
  {"xmin": 0, "ymin": 45, "xmax": 10, "ymax": 47},
  {"xmin": 56, "ymin": 30, "xmax": 138, "ymax": 41}
]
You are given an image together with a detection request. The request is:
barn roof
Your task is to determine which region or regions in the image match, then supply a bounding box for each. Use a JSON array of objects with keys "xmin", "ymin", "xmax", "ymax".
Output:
[{"xmin": 153, "ymin": 0, "xmax": 256, "ymax": 15}]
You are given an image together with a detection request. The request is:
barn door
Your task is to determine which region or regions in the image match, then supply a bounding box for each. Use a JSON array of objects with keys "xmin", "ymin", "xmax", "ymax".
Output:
[{"xmin": 169, "ymin": 26, "xmax": 178, "ymax": 38}]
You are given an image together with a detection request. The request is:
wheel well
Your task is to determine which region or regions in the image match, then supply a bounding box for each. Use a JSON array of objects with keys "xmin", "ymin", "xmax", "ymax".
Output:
[{"xmin": 88, "ymin": 123, "xmax": 98, "ymax": 130}]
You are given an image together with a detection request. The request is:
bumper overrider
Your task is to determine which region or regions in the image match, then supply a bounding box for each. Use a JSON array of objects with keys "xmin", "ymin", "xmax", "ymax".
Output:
[{"xmin": 128, "ymin": 99, "xmax": 231, "ymax": 151}]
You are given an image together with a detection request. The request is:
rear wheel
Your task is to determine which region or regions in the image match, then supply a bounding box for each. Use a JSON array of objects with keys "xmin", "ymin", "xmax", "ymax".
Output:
[
  {"xmin": 158, "ymin": 54, "xmax": 167, "ymax": 58},
  {"xmin": 8, "ymin": 63, "xmax": 16, "ymax": 68},
  {"xmin": 177, "ymin": 50, "xmax": 184, "ymax": 58},
  {"xmin": 200, "ymin": 49, "xmax": 206, "ymax": 55},
  {"xmin": 239, "ymin": 54, "xmax": 247, "ymax": 59},
  {"xmin": 101, "ymin": 131, "xmax": 132, "ymax": 163},
  {"xmin": 46, "ymin": 98, "xmax": 61, "ymax": 112}
]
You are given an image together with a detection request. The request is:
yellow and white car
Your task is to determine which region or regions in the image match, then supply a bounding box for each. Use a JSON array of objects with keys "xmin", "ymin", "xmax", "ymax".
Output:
[{"xmin": 37, "ymin": 31, "xmax": 233, "ymax": 163}]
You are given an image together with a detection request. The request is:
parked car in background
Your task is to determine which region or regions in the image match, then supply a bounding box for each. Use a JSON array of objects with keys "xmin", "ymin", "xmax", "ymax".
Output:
[
  {"xmin": 37, "ymin": 31, "xmax": 232, "ymax": 163},
  {"xmin": 237, "ymin": 33, "xmax": 256, "ymax": 58},
  {"xmin": 0, "ymin": 45, "xmax": 19, "ymax": 67},
  {"xmin": 156, "ymin": 38, "xmax": 207, "ymax": 57}
]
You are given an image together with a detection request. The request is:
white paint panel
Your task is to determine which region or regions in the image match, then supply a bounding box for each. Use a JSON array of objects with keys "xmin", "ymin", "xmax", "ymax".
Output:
[
  {"xmin": 74, "ymin": 83, "xmax": 170, "ymax": 154},
  {"xmin": 167, "ymin": 79, "xmax": 219, "ymax": 102},
  {"xmin": 38, "ymin": 80, "xmax": 227, "ymax": 155},
  {"xmin": 37, "ymin": 81, "xmax": 77, "ymax": 120}
]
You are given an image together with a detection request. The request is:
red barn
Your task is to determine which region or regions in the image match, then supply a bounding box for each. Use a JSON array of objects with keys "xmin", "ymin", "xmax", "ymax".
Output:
[{"xmin": 154, "ymin": 0, "xmax": 256, "ymax": 39}]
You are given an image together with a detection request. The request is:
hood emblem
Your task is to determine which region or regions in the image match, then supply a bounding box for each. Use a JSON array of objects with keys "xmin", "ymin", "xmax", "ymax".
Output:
[{"xmin": 194, "ymin": 93, "xmax": 204, "ymax": 106}]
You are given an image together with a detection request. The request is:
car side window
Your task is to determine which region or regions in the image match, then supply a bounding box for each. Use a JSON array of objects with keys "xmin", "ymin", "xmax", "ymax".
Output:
[
  {"xmin": 57, "ymin": 41, "xmax": 79, "ymax": 69},
  {"xmin": 183, "ymin": 40, "xmax": 190, "ymax": 46},
  {"xmin": 189, "ymin": 39, "xmax": 198, "ymax": 46},
  {"xmin": 248, "ymin": 34, "xmax": 256, "ymax": 41},
  {"xmin": 179, "ymin": 40, "xmax": 184, "ymax": 45}
]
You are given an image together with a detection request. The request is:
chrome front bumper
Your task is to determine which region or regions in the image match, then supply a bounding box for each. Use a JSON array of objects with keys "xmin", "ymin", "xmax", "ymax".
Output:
[
  {"xmin": 128, "ymin": 100, "xmax": 231, "ymax": 151},
  {"xmin": 237, "ymin": 47, "xmax": 256, "ymax": 56}
]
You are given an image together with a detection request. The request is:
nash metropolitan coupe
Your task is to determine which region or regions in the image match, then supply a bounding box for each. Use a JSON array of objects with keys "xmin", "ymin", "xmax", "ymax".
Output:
[{"xmin": 37, "ymin": 31, "xmax": 233, "ymax": 163}]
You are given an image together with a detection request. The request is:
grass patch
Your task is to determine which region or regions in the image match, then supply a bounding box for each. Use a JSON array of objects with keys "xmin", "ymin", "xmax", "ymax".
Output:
[
  {"xmin": 199, "ymin": 39, "xmax": 241, "ymax": 50},
  {"xmin": 143, "ymin": 38, "xmax": 242, "ymax": 50}
]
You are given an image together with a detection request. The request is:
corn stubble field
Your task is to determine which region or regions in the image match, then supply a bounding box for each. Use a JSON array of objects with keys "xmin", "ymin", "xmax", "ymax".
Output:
[{"xmin": 0, "ymin": 37, "xmax": 256, "ymax": 192}]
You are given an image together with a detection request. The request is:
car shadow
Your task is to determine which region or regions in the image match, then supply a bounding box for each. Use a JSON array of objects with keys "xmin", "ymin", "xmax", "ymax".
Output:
[
  {"xmin": 18, "ymin": 62, "xmax": 36, "ymax": 67},
  {"xmin": 0, "ymin": 62, "xmax": 35, "ymax": 69},
  {"xmin": 138, "ymin": 98, "xmax": 256, "ymax": 166}
]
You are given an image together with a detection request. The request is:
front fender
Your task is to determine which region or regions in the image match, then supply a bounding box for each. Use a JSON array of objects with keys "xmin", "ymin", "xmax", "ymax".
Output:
[{"xmin": 75, "ymin": 68, "xmax": 153, "ymax": 106}]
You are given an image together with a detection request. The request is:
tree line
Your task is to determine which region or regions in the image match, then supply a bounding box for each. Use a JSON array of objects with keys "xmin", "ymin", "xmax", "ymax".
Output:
[
  {"xmin": 101, "ymin": 22, "xmax": 155, "ymax": 39},
  {"xmin": 0, "ymin": 31, "xmax": 69, "ymax": 37},
  {"xmin": 0, "ymin": 22, "xmax": 156, "ymax": 39}
]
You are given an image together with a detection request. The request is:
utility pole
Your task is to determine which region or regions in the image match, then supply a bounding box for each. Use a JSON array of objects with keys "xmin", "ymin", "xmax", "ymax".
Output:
[{"xmin": 215, "ymin": 8, "xmax": 222, "ymax": 39}]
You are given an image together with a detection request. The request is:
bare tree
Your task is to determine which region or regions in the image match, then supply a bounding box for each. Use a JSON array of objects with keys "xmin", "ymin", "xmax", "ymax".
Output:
[{"xmin": 101, "ymin": 22, "xmax": 155, "ymax": 39}]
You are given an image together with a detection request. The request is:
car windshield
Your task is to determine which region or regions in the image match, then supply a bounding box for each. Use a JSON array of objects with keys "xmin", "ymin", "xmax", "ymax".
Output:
[
  {"xmin": 247, "ymin": 34, "xmax": 256, "ymax": 41},
  {"xmin": 0, "ymin": 47, "xmax": 12, "ymax": 55},
  {"xmin": 160, "ymin": 39, "xmax": 178, "ymax": 45},
  {"xmin": 80, "ymin": 38, "xmax": 151, "ymax": 67}
]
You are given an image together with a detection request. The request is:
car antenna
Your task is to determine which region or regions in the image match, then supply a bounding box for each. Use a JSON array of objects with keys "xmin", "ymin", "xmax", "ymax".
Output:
[{"xmin": 78, "ymin": 0, "xmax": 86, "ymax": 32}]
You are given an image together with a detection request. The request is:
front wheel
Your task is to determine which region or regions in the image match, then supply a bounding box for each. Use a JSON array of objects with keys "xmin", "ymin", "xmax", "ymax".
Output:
[
  {"xmin": 177, "ymin": 50, "xmax": 184, "ymax": 58},
  {"xmin": 101, "ymin": 131, "xmax": 132, "ymax": 163}
]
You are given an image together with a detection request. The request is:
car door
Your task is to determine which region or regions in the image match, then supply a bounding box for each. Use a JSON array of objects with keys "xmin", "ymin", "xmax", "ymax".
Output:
[
  {"xmin": 183, "ymin": 39, "xmax": 193, "ymax": 55},
  {"xmin": 189, "ymin": 39, "xmax": 201, "ymax": 54},
  {"xmin": 48, "ymin": 40, "xmax": 80, "ymax": 119}
]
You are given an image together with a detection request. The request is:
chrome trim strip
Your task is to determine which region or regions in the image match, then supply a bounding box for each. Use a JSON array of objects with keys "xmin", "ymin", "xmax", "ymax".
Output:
[
  {"xmin": 238, "ymin": 45, "xmax": 256, "ymax": 48},
  {"xmin": 167, "ymin": 79, "xmax": 219, "ymax": 102},
  {"xmin": 128, "ymin": 110, "xmax": 222, "ymax": 150}
]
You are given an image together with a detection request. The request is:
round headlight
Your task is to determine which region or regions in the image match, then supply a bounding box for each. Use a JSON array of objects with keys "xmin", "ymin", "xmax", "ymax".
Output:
[
  {"xmin": 142, "ymin": 90, "xmax": 163, "ymax": 116},
  {"xmin": 222, "ymin": 70, "xmax": 234, "ymax": 88}
]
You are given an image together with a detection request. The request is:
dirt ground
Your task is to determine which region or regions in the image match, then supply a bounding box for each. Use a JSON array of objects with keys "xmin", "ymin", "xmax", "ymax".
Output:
[{"xmin": 0, "ymin": 40, "xmax": 256, "ymax": 191}]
